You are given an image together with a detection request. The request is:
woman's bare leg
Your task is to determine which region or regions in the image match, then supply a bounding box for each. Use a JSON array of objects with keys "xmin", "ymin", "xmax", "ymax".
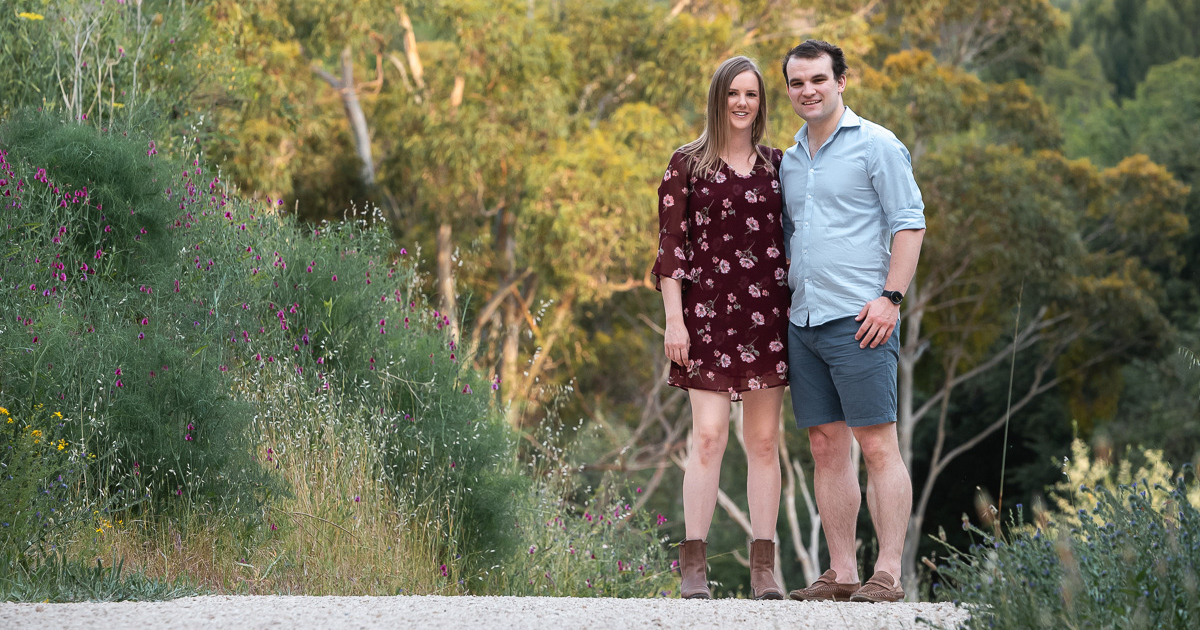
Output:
[
  {"xmin": 741, "ymin": 387, "xmax": 785, "ymax": 540},
  {"xmin": 683, "ymin": 389, "xmax": 732, "ymax": 540}
]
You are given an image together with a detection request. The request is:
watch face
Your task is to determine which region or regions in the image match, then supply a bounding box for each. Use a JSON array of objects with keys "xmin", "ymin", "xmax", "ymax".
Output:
[{"xmin": 885, "ymin": 291, "xmax": 903, "ymax": 305}]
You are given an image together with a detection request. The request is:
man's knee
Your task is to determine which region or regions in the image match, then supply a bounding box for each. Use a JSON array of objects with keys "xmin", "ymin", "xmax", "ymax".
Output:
[
  {"xmin": 808, "ymin": 424, "xmax": 852, "ymax": 465},
  {"xmin": 853, "ymin": 423, "xmax": 902, "ymax": 465}
]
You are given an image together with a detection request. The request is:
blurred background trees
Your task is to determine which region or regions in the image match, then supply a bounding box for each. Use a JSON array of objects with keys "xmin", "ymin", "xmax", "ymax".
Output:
[{"xmin": 3, "ymin": 0, "xmax": 1197, "ymax": 598}]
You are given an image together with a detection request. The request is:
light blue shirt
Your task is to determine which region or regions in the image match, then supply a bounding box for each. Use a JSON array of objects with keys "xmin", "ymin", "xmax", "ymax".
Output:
[{"xmin": 781, "ymin": 107, "xmax": 925, "ymax": 327}]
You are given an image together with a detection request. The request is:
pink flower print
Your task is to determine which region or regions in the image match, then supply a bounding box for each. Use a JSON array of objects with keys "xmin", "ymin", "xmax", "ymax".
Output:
[
  {"xmin": 766, "ymin": 246, "xmax": 780, "ymax": 258},
  {"xmin": 662, "ymin": 194, "xmax": 675, "ymax": 207},
  {"xmin": 723, "ymin": 234, "xmax": 733, "ymax": 241},
  {"xmin": 705, "ymin": 278, "xmax": 715, "ymax": 288},
  {"xmin": 694, "ymin": 303, "xmax": 707, "ymax": 318},
  {"xmin": 744, "ymin": 190, "xmax": 758, "ymax": 203},
  {"xmin": 759, "ymin": 195, "xmax": 767, "ymax": 202},
  {"xmin": 739, "ymin": 255, "xmax": 755, "ymax": 269},
  {"xmin": 718, "ymin": 354, "xmax": 732, "ymax": 368},
  {"xmin": 777, "ymin": 361, "xmax": 788, "ymax": 375},
  {"xmin": 663, "ymin": 168, "xmax": 672, "ymax": 181},
  {"xmin": 700, "ymin": 187, "xmax": 710, "ymax": 195},
  {"xmin": 718, "ymin": 259, "xmax": 731, "ymax": 273},
  {"xmin": 747, "ymin": 218, "xmax": 760, "ymax": 232},
  {"xmin": 703, "ymin": 334, "xmax": 712, "ymax": 344},
  {"xmin": 769, "ymin": 340, "xmax": 784, "ymax": 353},
  {"xmin": 679, "ymin": 220, "xmax": 687, "ymax": 232},
  {"xmin": 751, "ymin": 312, "xmax": 765, "ymax": 326},
  {"xmin": 741, "ymin": 351, "xmax": 756, "ymax": 363},
  {"xmin": 727, "ymin": 328, "xmax": 736, "ymax": 336},
  {"xmin": 674, "ymin": 246, "xmax": 685, "ymax": 260},
  {"xmin": 722, "ymin": 198, "xmax": 732, "ymax": 209},
  {"xmin": 700, "ymin": 241, "xmax": 709, "ymax": 251},
  {"xmin": 748, "ymin": 377, "xmax": 763, "ymax": 390},
  {"xmin": 749, "ymin": 284, "xmax": 762, "ymax": 298},
  {"xmin": 714, "ymin": 171, "xmax": 727, "ymax": 184},
  {"xmin": 772, "ymin": 180, "xmax": 780, "ymax": 191},
  {"xmin": 775, "ymin": 267, "xmax": 787, "ymax": 280},
  {"xmin": 670, "ymin": 268, "xmax": 685, "ymax": 280},
  {"xmin": 727, "ymin": 293, "xmax": 738, "ymax": 303}
]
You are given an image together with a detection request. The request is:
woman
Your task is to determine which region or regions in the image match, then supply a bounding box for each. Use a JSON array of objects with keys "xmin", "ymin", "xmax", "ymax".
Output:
[{"xmin": 652, "ymin": 56, "xmax": 790, "ymax": 600}]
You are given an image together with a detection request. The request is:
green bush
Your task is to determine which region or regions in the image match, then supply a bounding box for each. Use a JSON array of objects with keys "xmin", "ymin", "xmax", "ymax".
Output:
[
  {"xmin": 936, "ymin": 472, "xmax": 1200, "ymax": 629},
  {"xmin": 2, "ymin": 112, "xmax": 529, "ymax": 572}
]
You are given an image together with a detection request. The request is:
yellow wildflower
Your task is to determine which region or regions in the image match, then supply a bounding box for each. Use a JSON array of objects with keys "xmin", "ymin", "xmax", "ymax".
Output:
[
  {"xmin": 0, "ymin": 407, "xmax": 8, "ymax": 415},
  {"xmin": 53, "ymin": 412, "xmax": 62, "ymax": 419},
  {"xmin": 18, "ymin": 12, "xmax": 45, "ymax": 21},
  {"xmin": 31, "ymin": 429, "xmax": 42, "ymax": 438},
  {"xmin": 57, "ymin": 439, "xmax": 68, "ymax": 451}
]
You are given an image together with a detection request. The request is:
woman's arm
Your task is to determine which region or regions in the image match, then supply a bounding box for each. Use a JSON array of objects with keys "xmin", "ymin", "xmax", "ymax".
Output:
[{"xmin": 660, "ymin": 277, "xmax": 691, "ymax": 368}]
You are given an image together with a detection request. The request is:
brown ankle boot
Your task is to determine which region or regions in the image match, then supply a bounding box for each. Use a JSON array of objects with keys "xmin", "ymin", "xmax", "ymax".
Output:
[
  {"xmin": 749, "ymin": 539, "xmax": 784, "ymax": 600},
  {"xmin": 678, "ymin": 539, "xmax": 712, "ymax": 599}
]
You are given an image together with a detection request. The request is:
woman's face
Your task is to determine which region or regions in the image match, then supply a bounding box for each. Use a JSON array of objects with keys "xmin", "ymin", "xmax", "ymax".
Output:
[{"xmin": 726, "ymin": 70, "xmax": 760, "ymax": 133}]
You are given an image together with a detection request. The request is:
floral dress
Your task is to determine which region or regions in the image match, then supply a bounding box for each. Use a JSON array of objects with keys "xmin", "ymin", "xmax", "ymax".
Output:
[{"xmin": 652, "ymin": 146, "xmax": 790, "ymax": 397}]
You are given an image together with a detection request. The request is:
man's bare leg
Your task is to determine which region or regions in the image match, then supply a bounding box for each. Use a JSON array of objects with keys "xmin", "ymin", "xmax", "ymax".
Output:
[
  {"xmin": 852, "ymin": 422, "xmax": 910, "ymax": 579},
  {"xmin": 808, "ymin": 421, "xmax": 860, "ymax": 583}
]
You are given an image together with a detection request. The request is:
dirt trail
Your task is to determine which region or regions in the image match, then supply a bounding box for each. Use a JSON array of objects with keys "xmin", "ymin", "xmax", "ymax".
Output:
[{"xmin": 1, "ymin": 594, "xmax": 969, "ymax": 629}]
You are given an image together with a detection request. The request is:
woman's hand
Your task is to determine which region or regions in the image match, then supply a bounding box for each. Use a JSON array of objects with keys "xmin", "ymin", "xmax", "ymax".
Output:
[{"xmin": 664, "ymin": 319, "xmax": 693, "ymax": 368}]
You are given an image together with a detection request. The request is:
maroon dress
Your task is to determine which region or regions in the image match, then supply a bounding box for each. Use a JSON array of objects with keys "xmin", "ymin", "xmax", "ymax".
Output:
[{"xmin": 652, "ymin": 146, "xmax": 790, "ymax": 397}]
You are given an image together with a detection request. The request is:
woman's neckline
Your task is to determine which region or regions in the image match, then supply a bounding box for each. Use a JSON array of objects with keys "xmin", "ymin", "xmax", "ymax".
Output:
[{"xmin": 721, "ymin": 149, "xmax": 761, "ymax": 178}]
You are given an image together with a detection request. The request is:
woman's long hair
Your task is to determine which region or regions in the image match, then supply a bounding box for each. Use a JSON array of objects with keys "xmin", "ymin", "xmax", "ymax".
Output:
[{"xmin": 679, "ymin": 56, "xmax": 772, "ymax": 179}]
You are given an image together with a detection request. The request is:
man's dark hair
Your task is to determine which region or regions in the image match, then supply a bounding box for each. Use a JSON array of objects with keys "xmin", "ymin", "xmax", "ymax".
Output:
[{"xmin": 781, "ymin": 40, "xmax": 848, "ymax": 82}]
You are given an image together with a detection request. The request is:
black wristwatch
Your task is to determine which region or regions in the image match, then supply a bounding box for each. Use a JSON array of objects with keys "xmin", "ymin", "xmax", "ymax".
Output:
[{"xmin": 882, "ymin": 290, "xmax": 904, "ymax": 305}]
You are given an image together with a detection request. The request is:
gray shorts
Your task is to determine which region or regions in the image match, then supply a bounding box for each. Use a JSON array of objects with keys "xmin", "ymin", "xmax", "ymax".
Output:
[{"xmin": 787, "ymin": 316, "xmax": 898, "ymax": 429}]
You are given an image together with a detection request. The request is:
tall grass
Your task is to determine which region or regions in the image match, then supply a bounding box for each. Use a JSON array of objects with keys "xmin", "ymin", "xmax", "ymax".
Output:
[
  {"xmin": 2, "ymin": 112, "xmax": 670, "ymax": 599},
  {"xmin": 935, "ymin": 440, "xmax": 1200, "ymax": 629}
]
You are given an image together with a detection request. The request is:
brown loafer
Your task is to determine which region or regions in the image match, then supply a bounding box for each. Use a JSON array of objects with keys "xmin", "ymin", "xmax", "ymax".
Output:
[
  {"xmin": 850, "ymin": 570, "xmax": 905, "ymax": 603},
  {"xmin": 788, "ymin": 569, "xmax": 860, "ymax": 602}
]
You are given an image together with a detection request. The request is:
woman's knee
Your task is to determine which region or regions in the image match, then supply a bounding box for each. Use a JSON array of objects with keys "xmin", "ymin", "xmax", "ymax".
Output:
[
  {"xmin": 744, "ymin": 429, "xmax": 779, "ymax": 462},
  {"xmin": 691, "ymin": 427, "xmax": 728, "ymax": 462}
]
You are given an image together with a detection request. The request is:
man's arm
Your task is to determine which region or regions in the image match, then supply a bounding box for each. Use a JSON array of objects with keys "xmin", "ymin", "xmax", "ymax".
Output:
[{"xmin": 854, "ymin": 228, "xmax": 925, "ymax": 348}]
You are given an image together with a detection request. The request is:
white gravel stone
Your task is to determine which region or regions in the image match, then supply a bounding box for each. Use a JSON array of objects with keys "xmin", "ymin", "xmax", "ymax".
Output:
[{"xmin": 0, "ymin": 595, "xmax": 970, "ymax": 629}]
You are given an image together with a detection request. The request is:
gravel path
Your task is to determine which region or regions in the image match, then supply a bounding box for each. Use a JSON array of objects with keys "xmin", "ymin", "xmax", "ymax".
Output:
[{"xmin": 1, "ymin": 595, "xmax": 969, "ymax": 629}]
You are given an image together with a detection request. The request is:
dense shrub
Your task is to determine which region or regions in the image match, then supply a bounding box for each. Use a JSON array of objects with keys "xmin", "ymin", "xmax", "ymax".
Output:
[
  {"xmin": 1, "ymin": 113, "xmax": 527, "ymax": 569},
  {"xmin": 936, "ymin": 445, "xmax": 1200, "ymax": 629}
]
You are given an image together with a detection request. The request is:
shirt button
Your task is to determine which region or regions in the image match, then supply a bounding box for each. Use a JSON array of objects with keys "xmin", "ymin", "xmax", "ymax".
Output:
[
  {"xmin": 804, "ymin": 222, "xmax": 809, "ymax": 227},
  {"xmin": 803, "ymin": 249, "xmax": 808, "ymax": 254},
  {"xmin": 807, "ymin": 194, "xmax": 812, "ymax": 199},
  {"xmin": 804, "ymin": 278, "xmax": 810, "ymax": 283},
  {"xmin": 809, "ymin": 168, "xmax": 814, "ymax": 173}
]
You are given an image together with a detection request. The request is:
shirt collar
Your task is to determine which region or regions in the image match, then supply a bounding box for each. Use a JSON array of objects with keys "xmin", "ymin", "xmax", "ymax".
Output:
[{"xmin": 794, "ymin": 106, "xmax": 861, "ymax": 148}]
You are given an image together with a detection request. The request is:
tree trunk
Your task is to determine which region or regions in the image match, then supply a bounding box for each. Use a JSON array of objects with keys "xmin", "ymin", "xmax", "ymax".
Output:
[
  {"xmin": 496, "ymin": 206, "xmax": 522, "ymax": 429},
  {"xmin": 897, "ymin": 279, "xmax": 923, "ymax": 468},
  {"xmin": 435, "ymin": 222, "xmax": 460, "ymax": 341}
]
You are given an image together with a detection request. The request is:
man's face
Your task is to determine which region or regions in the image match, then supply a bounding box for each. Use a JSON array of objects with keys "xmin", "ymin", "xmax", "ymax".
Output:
[{"xmin": 785, "ymin": 53, "xmax": 845, "ymax": 125}]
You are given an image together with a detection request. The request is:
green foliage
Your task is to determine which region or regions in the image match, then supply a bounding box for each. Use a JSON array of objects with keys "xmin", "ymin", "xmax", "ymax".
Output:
[
  {"xmin": 0, "ymin": 552, "xmax": 204, "ymax": 602},
  {"xmin": 1073, "ymin": 0, "xmax": 1200, "ymax": 99},
  {"xmin": 0, "ymin": 405, "xmax": 87, "ymax": 558},
  {"xmin": 482, "ymin": 426, "xmax": 672, "ymax": 598},
  {"xmin": 2, "ymin": 112, "xmax": 535, "ymax": 573},
  {"xmin": 937, "ymin": 471, "xmax": 1200, "ymax": 629},
  {"xmin": 0, "ymin": 112, "xmax": 271, "ymax": 514}
]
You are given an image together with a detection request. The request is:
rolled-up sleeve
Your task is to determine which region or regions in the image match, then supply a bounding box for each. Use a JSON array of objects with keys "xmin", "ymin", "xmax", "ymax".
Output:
[
  {"xmin": 868, "ymin": 133, "xmax": 925, "ymax": 235},
  {"xmin": 651, "ymin": 151, "xmax": 691, "ymax": 291}
]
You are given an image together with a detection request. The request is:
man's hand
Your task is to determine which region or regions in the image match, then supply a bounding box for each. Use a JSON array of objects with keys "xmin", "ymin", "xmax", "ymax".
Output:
[
  {"xmin": 664, "ymin": 320, "xmax": 693, "ymax": 368},
  {"xmin": 854, "ymin": 297, "xmax": 899, "ymax": 349}
]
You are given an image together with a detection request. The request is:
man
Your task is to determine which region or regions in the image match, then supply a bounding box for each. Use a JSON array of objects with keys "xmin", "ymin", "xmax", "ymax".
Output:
[{"xmin": 779, "ymin": 39, "xmax": 925, "ymax": 603}]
